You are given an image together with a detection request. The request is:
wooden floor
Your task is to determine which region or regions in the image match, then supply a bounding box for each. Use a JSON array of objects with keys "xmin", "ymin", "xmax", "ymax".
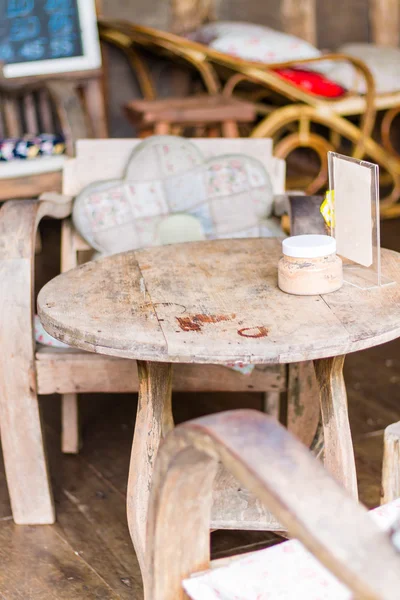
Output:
[{"xmin": 1, "ymin": 218, "xmax": 400, "ymax": 598}]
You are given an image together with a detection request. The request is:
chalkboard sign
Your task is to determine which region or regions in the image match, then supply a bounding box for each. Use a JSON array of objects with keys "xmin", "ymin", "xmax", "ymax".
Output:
[{"xmin": 0, "ymin": 0, "xmax": 101, "ymax": 78}]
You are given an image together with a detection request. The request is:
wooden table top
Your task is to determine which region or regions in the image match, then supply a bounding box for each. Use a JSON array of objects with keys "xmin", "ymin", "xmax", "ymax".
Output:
[{"xmin": 38, "ymin": 238, "xmax": 400, "ymax": 365}]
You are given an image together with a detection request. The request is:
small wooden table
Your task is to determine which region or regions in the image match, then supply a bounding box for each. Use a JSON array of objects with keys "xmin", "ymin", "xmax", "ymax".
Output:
[
  {"xmin": 38, "ymin": 238, "xmax": 400, "ymax": 583},
  {"xmin": 124, "ymin": 94, "xmax": 256, "ymax": 137}
]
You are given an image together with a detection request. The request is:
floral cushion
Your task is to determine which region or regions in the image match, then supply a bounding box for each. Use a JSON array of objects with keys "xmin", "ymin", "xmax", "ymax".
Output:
[
  {"xmin": 72, "ymin": 135, "xmax": 279, "ymax": 255},
  {"xmin": 184, "ymin": 498, "xmax": 400, "ymax": 600},
  {"xmin": 0, "ymin": 134, "xmax": 65, "ymax": 161},
  {"xmin": 319, "ymin": 44, "xmax": 400, "ymax": 95}
]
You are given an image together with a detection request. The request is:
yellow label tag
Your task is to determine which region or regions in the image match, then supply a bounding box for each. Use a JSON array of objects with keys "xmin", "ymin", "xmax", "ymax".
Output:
[{"xmin": 320, "ymin": 190, "xmax": 335, "ymax": 228}]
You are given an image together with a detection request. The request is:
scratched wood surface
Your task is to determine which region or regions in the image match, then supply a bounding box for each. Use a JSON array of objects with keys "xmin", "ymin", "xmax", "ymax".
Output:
[
  {"xmin": 38, "ymin": 238, "xmax": 400, "ymax": 365},
  {"xmin": 0, "ymin": 216, "xmax": 395, "ymax": 599}
]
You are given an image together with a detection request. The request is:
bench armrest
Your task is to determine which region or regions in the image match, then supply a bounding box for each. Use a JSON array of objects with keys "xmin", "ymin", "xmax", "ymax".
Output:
[
  {"xmin": 147, "ymin": 409, "xmax": 400, "ymax": 600},
  {"xmin": 0, "ymin": 196, "xmax": 73, "ymax": 393}
]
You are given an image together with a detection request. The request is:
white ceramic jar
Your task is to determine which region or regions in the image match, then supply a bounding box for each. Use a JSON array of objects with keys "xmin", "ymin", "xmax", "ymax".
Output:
[{"xmin": 278, "ymin": 234, "xmax": 343, "ymax": 296}]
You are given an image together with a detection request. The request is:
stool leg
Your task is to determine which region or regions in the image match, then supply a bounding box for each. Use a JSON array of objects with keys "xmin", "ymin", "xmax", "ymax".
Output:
[
  {"xmin": 62, "ymin": 393, "xmax": 80, "ymax": 454},
  {"xmin": 263, "ymin": 391, "xmax": 280, "ymax": 420},
  {"xmin": 287, "ymin": 362, "xmax": 321, "ymax": 449},
  {"xmin": 139, "ymin": 127, "xmax": 155, "ymax": 139},
  {"xmin": 382, "ymin": 421, "xmax": 400, "ymax": 504},
  {"xmin": 222, "ymin": 119, "xmax": 240, "ymax": 138},
  {"xmin": 314, "ymin": 355, "xmax": 358, "ymax": 499},
  {"xmin": 207, "ymin": 126, "xmax": 220, "ymax": 138},
  {"xmin": 154, "ymin": 122, "xmax": 171, "ymax": 135},
  {"xmin": 127, "ymin": 360, "xmax": 173, "ymax": 592}
]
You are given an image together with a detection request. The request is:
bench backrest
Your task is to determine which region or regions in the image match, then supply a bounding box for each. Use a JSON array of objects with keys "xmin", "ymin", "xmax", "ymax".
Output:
[{"xmin": 63, "ymin": 138, "xmax": 285, "ymax": 197}]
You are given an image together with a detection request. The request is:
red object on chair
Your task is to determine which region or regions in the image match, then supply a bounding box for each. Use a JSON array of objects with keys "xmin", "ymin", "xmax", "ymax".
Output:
[{"xmin": 275, "ymin": 68, "xmax": 346, "ymax": 98}]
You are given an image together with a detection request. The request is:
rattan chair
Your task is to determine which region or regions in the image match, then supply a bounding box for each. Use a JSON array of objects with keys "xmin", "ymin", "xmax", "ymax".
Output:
[{"xmin": 98, "ymin": 17, "xmax": 400, "ymax": 218}]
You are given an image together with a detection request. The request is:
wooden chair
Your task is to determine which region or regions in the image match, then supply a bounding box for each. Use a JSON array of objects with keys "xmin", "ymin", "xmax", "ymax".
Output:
[
  {"xmin": 146, "ymin": 409, "xmax": 400, "ymax": 600},
  {"xmin": 98, "ymin": 8, "xmax": 400, "ymax": 217},
  {"xmin": 0, "ymin": 137, "xmax": 320, "ymax": 526},
  {"xmin": 0, "ymin": 75, "xmax": 107, "ymax": 201}
]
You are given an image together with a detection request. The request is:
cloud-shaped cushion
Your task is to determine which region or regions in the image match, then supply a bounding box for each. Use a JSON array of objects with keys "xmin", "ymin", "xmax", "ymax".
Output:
[{"xmin": 72, "ymin": 135, "xmax": 276, "ymax": 255}]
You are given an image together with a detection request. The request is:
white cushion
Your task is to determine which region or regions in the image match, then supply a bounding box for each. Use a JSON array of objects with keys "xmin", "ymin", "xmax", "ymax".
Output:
[
  {"xmin": 209, "ymin": 30, "xmax": 321, "ymax": 65},
  {"xmin": 188, "ymin": 21, "xmax": 322, "ymax": 65},
  {"xmin": 320, "ymin": 44, "xmax": 400, "ymax": 94},
  {"xmin": 184, "ymin": 498, "xmax": 400, "ymax": 600}
]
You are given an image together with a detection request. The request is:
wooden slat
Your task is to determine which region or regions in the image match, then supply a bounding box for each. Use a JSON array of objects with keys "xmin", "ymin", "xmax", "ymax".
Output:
[
  {"xmin": 35, "ymin": 347, "xmax": 286, "ymax": 395},
  {"xmin": 211, "ymin": 465, "xmax": 284, "ymax": 531},
  {"xmin": 370, "ymin": 0, "xmax": 400, "ymax": 46},
  {"xmin": 3, "ymin": 97, "xmax": 21, "ymax": 137},
  {"xmin": 23, "ymin": 93, "xmax": 39, "ymax": 134},
  {"xmin": 0, "ymin": 96, "xmax": 5, "ymax": 138},
  {"xmin": 125, "ymin": 95, "xmax": 256, "ymax": 125},
  {"xmin": 38, "ymin": 89, "xmax": 54, "ymax": 133},
  {"xmin": 281, "ymin": 0, "xmax": 317, "ymax": 45},
  {"xmin": 84, "ymin": 78, "xmax": 109, "ymax": 138},
  {"xmin": 0, "ymin": 171, "xmax": 62, "ymax": 202}
]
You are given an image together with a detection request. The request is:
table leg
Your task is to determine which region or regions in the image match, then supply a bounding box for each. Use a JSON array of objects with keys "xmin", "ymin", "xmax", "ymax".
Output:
[
  {"xmin": 127, "ymin": 360, "xmax": 173, "ymax": 589},
  {"xmin": 314, "ymin": 355, "xmax": 358, "ymax": 500}
]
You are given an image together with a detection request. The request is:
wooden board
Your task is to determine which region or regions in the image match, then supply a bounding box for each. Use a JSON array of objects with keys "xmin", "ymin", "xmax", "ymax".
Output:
[
  {"xmin": 35, "ymin": 347, "xmax": 286, "ymax": 395},
  {"xmin": 38, "ymin": 239, "xmax": 400, "ymax": 365},
  {"xmin": 0, "ymin": 171, "xmax": 62, "ymax": 201},
  {"xmin": 211, "ymin": 465, "xmax": 283, "ymax": 531}
]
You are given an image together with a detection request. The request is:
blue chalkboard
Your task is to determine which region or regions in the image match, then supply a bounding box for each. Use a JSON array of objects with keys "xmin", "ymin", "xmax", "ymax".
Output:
[{"xmin": 0, "ymin": 0, "xmax": 84, "ymax": 65}]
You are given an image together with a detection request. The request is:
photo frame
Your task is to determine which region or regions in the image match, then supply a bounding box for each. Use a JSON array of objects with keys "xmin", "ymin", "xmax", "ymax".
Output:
[
  {"xmin": 1, "ymin": 0, "xmax": 101, "ymax": 78},
  {"xmin": 328, "ymin": 151, "xmax": 393, "ymax": 289}
]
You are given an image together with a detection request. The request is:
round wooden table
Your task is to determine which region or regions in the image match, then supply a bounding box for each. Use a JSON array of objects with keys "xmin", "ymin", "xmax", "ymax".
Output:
[{"xmin": 38, "ymin": 237, "xmax": 400, "ymax": 582}]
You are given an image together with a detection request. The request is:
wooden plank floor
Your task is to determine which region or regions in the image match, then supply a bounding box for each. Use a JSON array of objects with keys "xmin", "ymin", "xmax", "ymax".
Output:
[{"xmin": 0, "ymin": 218, "xmax": 398, "ymax": 598}]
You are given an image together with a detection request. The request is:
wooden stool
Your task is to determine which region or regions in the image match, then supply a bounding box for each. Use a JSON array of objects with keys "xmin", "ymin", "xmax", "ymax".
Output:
[{"xmin": 124, "ymin": 94, "xmax": 257, "ymax": 138}]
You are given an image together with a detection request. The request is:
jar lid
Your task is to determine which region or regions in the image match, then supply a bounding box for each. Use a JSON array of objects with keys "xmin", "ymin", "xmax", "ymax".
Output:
[{"xmin": 282, "ymin": 234, "xmax": 336, "ymax": 258}]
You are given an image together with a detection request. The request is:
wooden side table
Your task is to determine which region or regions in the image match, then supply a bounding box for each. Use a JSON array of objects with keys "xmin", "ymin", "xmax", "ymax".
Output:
[
  {"xmin": 38, "ymin": 238, "xmax": 400, "ymax": 595},
  {"xmin": 124, "ymin": 94, "xmax": 257, "ymax": 138}
]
